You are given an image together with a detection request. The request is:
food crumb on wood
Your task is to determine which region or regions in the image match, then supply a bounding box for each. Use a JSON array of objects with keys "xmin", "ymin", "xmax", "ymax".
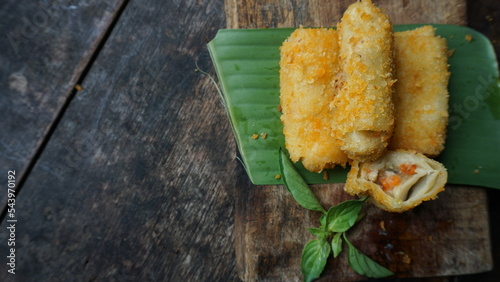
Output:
[
  {"xmin": 75, "ymin": 84, "xmax": 83, "ymax": 91},
  {"xmin": 251, "ymin": 134, "xmax": 259, "ymax": 139},
  {"xmin": 396, "ymin": 251, "xmax": 412, "ymax": 264},
  {"xmin": 402, "ymin": 253, "xmax": 411, "ymax": 264},
  {"xmin": 428, "ymin": 235, "xmax": 434, "ymax": 241},
  {"xmin": 465, "ymin": 34, "xmax": 473, "ymax": 42},
  {"xmin": 379, "ymin": 220, "xmax": 386, "ymax": 231},
  {"xmin": 323, "ymin": 171, "xmax": 329, "ymax": 180}
]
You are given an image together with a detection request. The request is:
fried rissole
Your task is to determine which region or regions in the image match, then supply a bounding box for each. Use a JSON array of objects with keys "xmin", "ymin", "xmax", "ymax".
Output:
[
  {"xmin": 344, "ymin": 26, "xmax": 450, "ymax": 212},
  {"xmin": 345, "ymin": 149, "xmax": 447, "ymax": 212},
  {"xmin": 390, "ymin": 26, "xmax": 450, "ymax": 156},
  {"xmin": 332, "ymin": 0, "xmax": 396, "ymax": 162},
  {"xmin": 279, "ymin": 27, "xmax": 348, "ymax": 172}
]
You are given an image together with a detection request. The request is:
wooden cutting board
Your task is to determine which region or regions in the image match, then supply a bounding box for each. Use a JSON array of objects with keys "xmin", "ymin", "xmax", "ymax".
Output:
[{"xmin": 226, "ymin": 0, "xmax": 493, "ymax": 281}]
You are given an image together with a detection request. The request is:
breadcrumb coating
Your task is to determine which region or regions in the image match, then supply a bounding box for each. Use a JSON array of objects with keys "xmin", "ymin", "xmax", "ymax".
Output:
[
  {"xmin": 332, "ymin": 0, "xmax": 396, "ymax": 162},
  {"xmin": 390, "ymin": 26, "xmax": 450, "ymax": 156},
  {"xmin": 279, "ymin": 2, "xmax": 449, "ymax": 177},
  {"xmin": 278, "ymin": 1, "xmax": 450, "ymax": 213},
  {"xmin": 280, "ymin": 27, "xmax": 348, "ymax": 172}
]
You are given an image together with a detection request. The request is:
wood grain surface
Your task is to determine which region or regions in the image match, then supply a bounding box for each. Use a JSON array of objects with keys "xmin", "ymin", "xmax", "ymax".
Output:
[
  {"xmin": 226, "ymin": 0, "xmax": 493, "ymax": 281},
  {"xmin": 0, "ymin": 0, "xmax": 127, "ymax": 211},
  {"xmin": 0, "ymin": 0, "xmax": 237, "ymax": 281},
  {"xmin": 225, "ymin": 0, "xmax": 466, "ymax": 28},
  {"xmin": 0, "ymin": 0, "xmax": 498, "ymax": 281}
]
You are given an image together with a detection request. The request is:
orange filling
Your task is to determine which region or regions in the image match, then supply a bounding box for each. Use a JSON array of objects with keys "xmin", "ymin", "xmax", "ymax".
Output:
[
  {"xmin": 380, "ymin": 174, "xmax": 401, "ymax": 191},
  {"xmin": 368, "ymin": 163, "xmax": 418, "ymax": 192},
  {"xmin": 399, "ymin": 163, "xmax": 417, "ymax": 175}
]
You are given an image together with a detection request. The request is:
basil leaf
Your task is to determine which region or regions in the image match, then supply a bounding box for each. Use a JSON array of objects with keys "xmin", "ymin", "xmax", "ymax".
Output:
[
  {"xmin": 355, "ymin": 210, "xmax": 367, "ymax": 224},
  {"xmin": 307, "ymin": 227, "xmax": 329, "ymax": 240},
  {"xmin": 279, "ymin": 148, "xmax": 326, "ymax": 213},
  {"xmin": 325, "ymin": 197, "xmax": 367, "ymax": 233},
  {"xmin": 319, "ymin": 213, "xmax": 327, "ymax": 228},
  {"xmin": 301, "ymin": 238, "xmax": 331, "ymax": 282},
  {"xmin": 343, "ymin": 233, "xmax": 394, "ymax": 278},
  {"xmin": 331, "ymin": 232, "xmax": 343, "ymax": 258}
]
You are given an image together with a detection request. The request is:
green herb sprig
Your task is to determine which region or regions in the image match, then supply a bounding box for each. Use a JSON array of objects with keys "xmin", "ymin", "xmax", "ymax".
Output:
[{"xmin": 279, "ymin": 148, "xmax": 394, "ymax": 281}]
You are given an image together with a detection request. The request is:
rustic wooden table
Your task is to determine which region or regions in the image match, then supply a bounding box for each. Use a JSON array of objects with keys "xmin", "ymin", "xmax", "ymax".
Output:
[{"xmin": 0, "ymin": 0, "xmax": 498, "ymax": 281}]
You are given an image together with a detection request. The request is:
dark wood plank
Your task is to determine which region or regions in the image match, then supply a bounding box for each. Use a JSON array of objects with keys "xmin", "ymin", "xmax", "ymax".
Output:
[
  {"xmin": 225, "ymin": 0, "xmax": 466, "ymax": 29},
  {"xmin": 0, "ymin": 0, "xmax": 237, "ymax": 281},
  {"xmin": 225, "ymin": 0, "xmax": 493, "ymax": 281},
  {"xmin": 0, "ymin": 0, "xmax": 127, "ymax": 209},
  {"xmin": 467, "ymin": 0, "xmax": 500, "ymax": 59},
  {"xmin": 237, "ymin": 184, "xmax": 492, "ymax": 281},
  {"xmin": 1, "ymin": 0, "xmax": 498, "ymax": 281}
]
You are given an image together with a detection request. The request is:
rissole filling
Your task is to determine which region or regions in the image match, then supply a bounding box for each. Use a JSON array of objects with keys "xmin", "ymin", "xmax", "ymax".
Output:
[{"xmin": 359, "ymin": 160, "xmax": 439, "ymax": 201}]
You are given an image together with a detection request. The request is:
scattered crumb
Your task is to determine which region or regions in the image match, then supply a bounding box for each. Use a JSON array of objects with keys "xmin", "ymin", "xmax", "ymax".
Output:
[
  {"xmin": 447, "ymin": 49, "xmax": 455, "ymax": 58},
  {"xmin": 465, "ymin": 34, "xmax": 473, "ymax": 42},
  {"xmin": 275, "ymin": 174, "xmax": 281, "ymax": 179},
  {"xmin": 323, "ymin": 171, "xmax": 329, "ymax": 180},
  {"xmin": 194, "ymin": 68, "xmax": 199, "ymax": 72},
  {"xmin": 277, "ymin": 104, "xmax": 282, "ymax": 112},
  {"xmin": 251, "ymin": 134, "xmax": 259, "ymax": 139},
  {"xmin": 75, "ymin": 84, "xmax": 83, "ymax": 91},
  {"xmin": 428, "ymin": 235, "xmax": 434, "ymax": 242},
  {"xmin": 473, "ymin": 169, "xmax": 480, "ymax": 174},
  {"xmin": 260, "ymin": 133, "xmax": 268, "ymax": 139},
  {"xmin": 486, "ymin": 15, "xmax": 494, "ymax": 22},
  {"xmin": 395, "ymin": 251, "xmax": 411, "ymax": 264},
  {"xmin": 379, "ymin": 220, "xmax": 386, "ymax": 231},
  {"xmin": 402, "ymin": 253, "xmax": 411, "ymax": 264}
]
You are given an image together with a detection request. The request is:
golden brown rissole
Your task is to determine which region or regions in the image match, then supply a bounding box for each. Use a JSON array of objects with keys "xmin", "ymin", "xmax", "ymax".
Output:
[
  {"xmin": 279, "ymin": 27, "xmax": 348, "ymax": 172},
  {"xmin": 332, "ymin": 0, "xmax": 396, "ymax": 162},
  {"xmin": 390, "ymin": 26, "xmax": 450, "ymax": 156},
  {"xmin": 344, "ymin": 149, "xmax": 447, "ymax": 213}
]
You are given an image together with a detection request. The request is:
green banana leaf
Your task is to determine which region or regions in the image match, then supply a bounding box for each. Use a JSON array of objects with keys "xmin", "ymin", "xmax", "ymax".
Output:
[{"xmin": 207, "ymin": 24, "xmax": 500, "ymax": 188}]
